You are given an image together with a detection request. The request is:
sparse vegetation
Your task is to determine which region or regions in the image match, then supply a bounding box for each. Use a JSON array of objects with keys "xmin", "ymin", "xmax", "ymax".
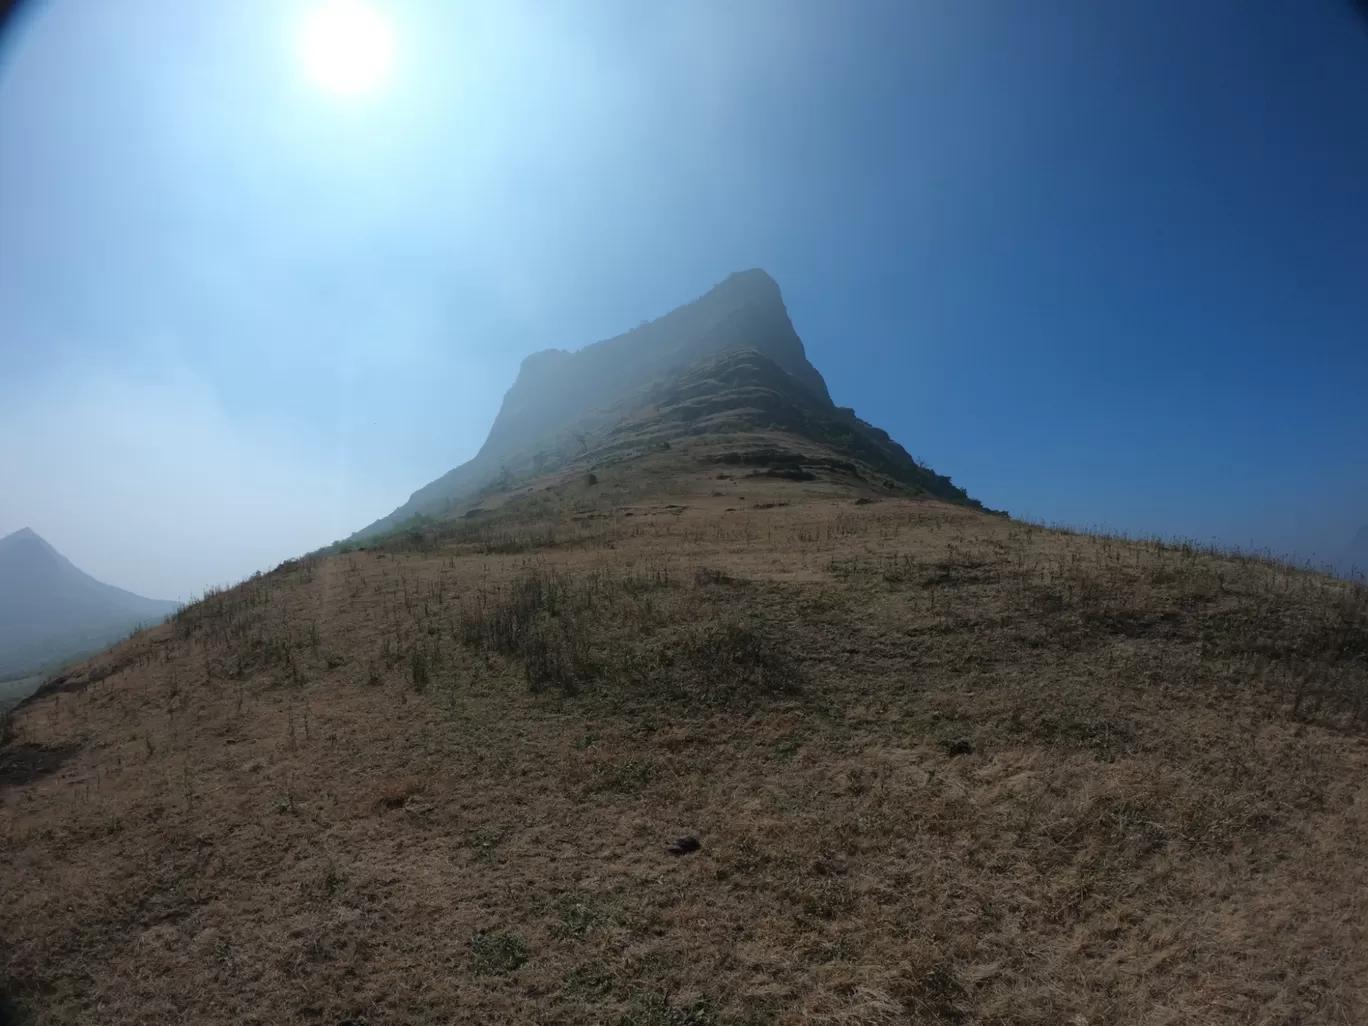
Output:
[
  {"xmin": 2, "ymin": 489, "xmax": 1366, "ymax": 1024},
  {"xmin": 554, "ymin": 889, "xmax": 606, "ymax": 938}
]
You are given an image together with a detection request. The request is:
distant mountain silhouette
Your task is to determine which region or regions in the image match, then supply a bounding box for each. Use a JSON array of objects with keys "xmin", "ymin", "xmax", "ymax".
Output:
[
  {"xmin": 0, "ymin": 528, "xmax": 179, "ymax": 679},
  {"xmin": 350, "ymin": 269, "xmax": 989, "ymax": 541},
  {"xmin": 1341, "ymin": 526, "xmax": 1368, "ymax": 578}
]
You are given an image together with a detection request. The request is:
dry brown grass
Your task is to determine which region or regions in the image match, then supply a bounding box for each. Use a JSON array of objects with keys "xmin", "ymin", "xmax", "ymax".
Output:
[{"xmin": 2, "ymin": 488, "xmax": 1367, "ymax": 1025}]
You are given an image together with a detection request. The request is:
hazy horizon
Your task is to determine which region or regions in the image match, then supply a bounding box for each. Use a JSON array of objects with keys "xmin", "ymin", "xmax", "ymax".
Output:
[{"xmin": 2, "ymin": 0, "xmax": 1366, "ymax": 600}]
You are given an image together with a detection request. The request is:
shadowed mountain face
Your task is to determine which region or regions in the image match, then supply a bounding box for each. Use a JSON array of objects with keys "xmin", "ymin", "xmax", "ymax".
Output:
[
  {"xmin": 352, "ymin": 270, "xmax": 986, "ymax": 540},
  {"xmin": 0, "ymin": 528, "xmax": 179, "ymax": 679}
]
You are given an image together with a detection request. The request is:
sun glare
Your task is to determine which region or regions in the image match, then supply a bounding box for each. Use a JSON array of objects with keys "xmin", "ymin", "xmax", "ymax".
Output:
[{"xmin": 298, "ymin": 2, "xmax": 395, "ymax": 96}]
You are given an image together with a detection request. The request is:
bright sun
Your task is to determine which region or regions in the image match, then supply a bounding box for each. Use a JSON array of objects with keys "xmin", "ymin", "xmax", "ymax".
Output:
[{"xmin": 298, "ymin": 2, "xmax": 395, "ymax": 96}]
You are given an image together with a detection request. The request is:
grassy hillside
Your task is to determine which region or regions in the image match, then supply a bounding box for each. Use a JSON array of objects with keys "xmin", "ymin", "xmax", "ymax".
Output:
[{"xmin": 2, "ymin": 474, "xmax": 1366, "ymax": 1024}]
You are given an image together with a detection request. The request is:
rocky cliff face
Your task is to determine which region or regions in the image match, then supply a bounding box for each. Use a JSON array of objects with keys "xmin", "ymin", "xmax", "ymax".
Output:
[
  {"xmin": 352, "ymin": 271, "xmax": 830, "ymax": 538},
  {"xmin": 350, "ymin": 270, "xmax": 983, "ymax": 540},
  {"xmin": 482, "ymin": 269, "xmax": 831, "ymax": 460}
]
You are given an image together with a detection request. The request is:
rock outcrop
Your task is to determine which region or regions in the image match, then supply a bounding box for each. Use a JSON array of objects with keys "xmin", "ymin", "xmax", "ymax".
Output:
[{"xmin": 350, "ymin": 269, "xmax": 986, "ymax": 539}]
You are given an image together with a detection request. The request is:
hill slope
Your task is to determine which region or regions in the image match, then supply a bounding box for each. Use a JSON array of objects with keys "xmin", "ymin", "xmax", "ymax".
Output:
[
  {"xmin": 2, "ymin": 473, "xmax": 1366, "ymax": 1024},
  {"xmin": 0, "ymin": 528, "xmax": 179, "ymax": 680},
  {"xmin": 351, "ymin": 269, "xmax": 987, "ymax": 541},
  {"xmin": 3, "ymin": 278, "xmax": 1365, "ymax": 1023}
]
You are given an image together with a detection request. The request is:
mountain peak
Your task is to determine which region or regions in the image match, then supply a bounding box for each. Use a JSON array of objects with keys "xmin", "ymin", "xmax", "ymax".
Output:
[
  {"xmin": 676, "ymin": 267, "xmax": 787, "ymax": 326},
  {"xmin": 513, "ymin": 272, "xmax": 784, "ymax": 377},
  {"xmin": 0, "ymin": 528, "xmax": 180, "ymax": 679},
  {"xmin": 348, "ymin": 271, "xmax": 984, "ymax": 540},
  {"xmin": 0, "ymin": 526, "xmax": 58, "ymax": 561},
  {"xmin": 476, "ymin": 270, "xmax": 831, "ymax": 462},
  {"xmin": 712, "ymin": 267, "xmax": 781, "ymax": 295}
]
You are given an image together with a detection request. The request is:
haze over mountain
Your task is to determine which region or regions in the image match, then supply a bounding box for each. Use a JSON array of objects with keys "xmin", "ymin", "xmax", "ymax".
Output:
[
  {"xmin": 6, "ymin": 332, "xmax": 1366, "ymax": 1022},
  {"xmin": 5, "ymin": 214, "xmax": 1367, "ymax": 1026},
  {"xmin": 3, "ymin": 2, "xmax": 1367, "ymax": 594},
  {"xmin": 5, "ymin": 3, "xmax": 1368, "ymax": 1020},
  {"xmin": 1341, "ymin": 526, "xmax": 1368, "ymax": 578},
  {"xmin": 351, "ymin": 270, "xmax": 989, "ymax": 542},
  {"xmin": 0, "ymin": 527, "xmax": 179, "ymax": 680}
]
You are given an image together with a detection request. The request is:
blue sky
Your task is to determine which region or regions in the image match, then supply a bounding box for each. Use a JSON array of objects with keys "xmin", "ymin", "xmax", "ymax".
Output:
[{"xmin": 1, "ymin": 0, "xmax": 1365, "ymax": 599}]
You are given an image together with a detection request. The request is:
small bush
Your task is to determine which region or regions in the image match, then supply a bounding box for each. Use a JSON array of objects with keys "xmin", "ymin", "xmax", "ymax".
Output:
[
  {"xmin": 454, "ymin": 568, "xmax": 803, "ymax": 709},
  {"xmin": 522, "ymin": 613, "xmax": 595, "ymax": 696},
  {"xmin": 462, "ymin": 567, "xmax": 569, "ymax": 656},
  {"xmin": 602, "ymin": 619, "xmax": 804, "ymax": 710},
  {"xmin": 321, "ymin": 860, "xmax": 345, "ymax": 898},
  {"xmin": 694, "ymin": 567, "xmax": 743, "ymax": 587},
  {"xmin": 468, "ymin": 929, "xmax": 529, "ymax": 975},
  {"xmin": 456, "ymin": 567, "xmax": 594, "ymax": 696},
  {"xmin": 376, "ymin": 775, "xmax": 422, "ymax": 810},
  {"xmin": 683, "ymin": 621, "xmax": 803, "ymax": 705},
  {"xmin": 408, "ymin": 645, "xmax": 431, "ymax": 691}
]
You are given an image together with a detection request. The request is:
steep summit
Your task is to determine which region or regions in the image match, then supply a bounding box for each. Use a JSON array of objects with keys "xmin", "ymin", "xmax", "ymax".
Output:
[
  {"xmin": 0, "ymin": 527, "xmax": 64, "ymax": 581},
  {"xmin": 484, "ymin": 270, "xmax": 830, "ymax": 461},
  {"xmin": 352, "ymin": 271, "xmax": 983, "ymax": 539}
]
